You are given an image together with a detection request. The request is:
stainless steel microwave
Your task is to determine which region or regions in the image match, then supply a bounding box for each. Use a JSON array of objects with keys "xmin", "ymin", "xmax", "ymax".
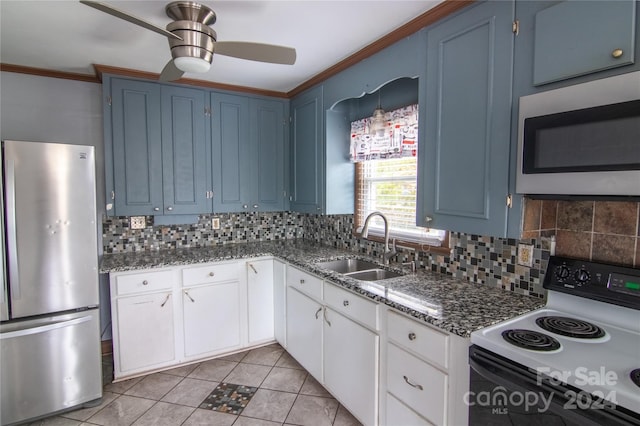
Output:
[{"xmin": 516, "ymin": 71, "xmax": 640, "ymax": 197}]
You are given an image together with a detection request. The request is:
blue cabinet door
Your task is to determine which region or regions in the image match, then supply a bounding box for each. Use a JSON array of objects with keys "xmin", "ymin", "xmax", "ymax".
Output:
[
  {"xmin": 161, "ymin": 86, "xmax": 210, "ymax": 215},
  {"xmin": 417, "ymin": 1, "xmax": 514, "ymax": 237},
  {"xmin": 110, "ymin": 79, "xmax": 163, "ymax": 216},
  {"xmin": 211, "ymin": 92, "xmax": 251, "ymax": 212},
  {"xmin": 290, "ymin": 86, "xmax": 324, "ymax": 214},
  {"xmin": 250, "ymin": 98, "xmax": 285, "ymax": 211},
  {"xmin": 533, "ymin": 1, "xmax": 636, "ymax": 86}
]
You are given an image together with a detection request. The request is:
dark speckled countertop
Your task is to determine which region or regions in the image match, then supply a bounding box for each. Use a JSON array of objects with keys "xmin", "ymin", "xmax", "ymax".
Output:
[{"xmin": 100, "ymin": 239, "xmax": 545, "ymax": 338}]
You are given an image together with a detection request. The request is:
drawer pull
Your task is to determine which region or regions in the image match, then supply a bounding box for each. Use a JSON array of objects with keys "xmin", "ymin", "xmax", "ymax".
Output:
[
  {"xmin": 160, "ymin": 293, "xmax": 171, "ymax": 307},
  {"xmin": 315, "ymin": 307, "xmax": 322, "ymax": 319},
  {"xmin": 299, "ymin": 279, "xmax": 305, "ymax": 284},
  {"xmin": 323, "ymin": 307, "xmax": 332, "ymax": 327},
  {"xmin": 343, "ymin": 300, "xmax": 350, "ymax": 307},
  {"xmin": 184, "ymin": 291, "xmax": 195, "ymax": 303},
  {"xmin": 408, "ymin": 332, "xmax": 417, "ymax": 341},
  {"xmin": 208, "ymin": 272, "xmax": 215, "ymax": 277},
  {"xmin": 403, "ymin": 375, "xmax": 424, "ymax": 391},
  {"xmin": 142, "ymin": 280, "xmax": 149, "ymax": 286},
  {"xmin": 612, "ymin": 48, "xmax": 623, "ymax": 59},
  {"xmin": 248, "ymin": 264, "xmax": 258, "ymax": 274}
]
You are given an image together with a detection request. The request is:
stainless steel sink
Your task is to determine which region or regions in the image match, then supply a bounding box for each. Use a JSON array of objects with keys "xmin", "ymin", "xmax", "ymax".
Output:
[
  {"xmin": 344, "ymin": 269, "xmax": 403, "ymax": 281},
  {"xmin": 315, "ymin": 259, "xmax": 381, "ymax": 274},
  {"xmin": 315, "ymin": 258, "xmax": 403, "ymax": 281}
]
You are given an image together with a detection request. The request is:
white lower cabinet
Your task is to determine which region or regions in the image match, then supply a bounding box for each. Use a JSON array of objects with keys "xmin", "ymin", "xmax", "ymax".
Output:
[
  {"xmin": 386, "ymin": 393, "xmax": 433, "ymax": 426},
  {"xmin": 285, "ymin": 286, "xmax": 323, "ymax": 379},
  {"xmin": 273, "ymin": 260, "xmax": 286, "ymax": 347},
  {"xmin": 246, "ymin": 259, "xmax": 275, "ymax": 344}
]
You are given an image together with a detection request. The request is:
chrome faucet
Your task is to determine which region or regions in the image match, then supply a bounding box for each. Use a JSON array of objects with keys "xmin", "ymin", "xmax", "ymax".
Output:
[{"xmin": 358, "ymin": 211, "xmax": 397, "ymax": 264}]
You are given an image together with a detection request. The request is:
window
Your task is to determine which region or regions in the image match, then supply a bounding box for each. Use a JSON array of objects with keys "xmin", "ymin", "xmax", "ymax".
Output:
[{"xmin": 355, "ymin": 157, "xmax": 446, "ymax": 247}]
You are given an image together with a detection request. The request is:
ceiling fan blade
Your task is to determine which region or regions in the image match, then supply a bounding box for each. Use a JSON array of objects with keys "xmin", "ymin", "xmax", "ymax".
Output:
[
  {"xmin": 79, "ymin": 0, "xmax": 181, "ymax": 40},
  {"xmin": 159, "ymin": 60, "xmax": 185, "ymax": 82},
  {"xmin": 214, "ymin": 42, "xmax": 296, "ymax": 65}
]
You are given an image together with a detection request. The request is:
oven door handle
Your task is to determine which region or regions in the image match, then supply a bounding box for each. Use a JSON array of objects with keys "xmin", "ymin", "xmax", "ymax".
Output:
[{"xmin": 469, "ymin": 345, "xmax": 640, "ymax": 426}]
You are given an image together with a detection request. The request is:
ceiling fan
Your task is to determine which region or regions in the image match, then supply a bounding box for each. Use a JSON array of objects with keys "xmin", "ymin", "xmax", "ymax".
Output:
[{"xmin": 80, "ymin": 0, "xmax": 297, "ymax": 82}]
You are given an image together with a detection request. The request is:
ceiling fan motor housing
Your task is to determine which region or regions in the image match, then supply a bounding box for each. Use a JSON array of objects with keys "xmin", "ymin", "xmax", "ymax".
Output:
[{"xmin": 166, "ymin": 20, "xmax": 216, "ymax": 63}]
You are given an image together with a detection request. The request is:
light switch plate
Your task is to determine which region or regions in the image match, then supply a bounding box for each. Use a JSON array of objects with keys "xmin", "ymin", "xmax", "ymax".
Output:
[
  {"xmin": 130, "ymin": 216, "xmax": 146, "ymax": 230},
  {"xmin": 517, "ymin": 243, "xmax": 534, "ymax": 267},
  {"xmin": 212, "ymin": 217, "xmax": 220, "ymax": 230}
]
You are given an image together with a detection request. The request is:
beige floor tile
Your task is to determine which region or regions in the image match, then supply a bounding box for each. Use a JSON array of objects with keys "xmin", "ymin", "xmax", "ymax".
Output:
[
  {"xmin": 299, "ymin": 375, "xmax": 332, "ymax": 398},
  {"xmin": 87, "ymin": 395, "xmax": 155, "ymax": 426},
  {"xmin": 261, "ymin": 367, "xmax": 307, "ymax": 393},
  {"xmin": 241, "ymin": 345, "xmax": 285, "ymax": 366},
  {"xmin": 275, "ymin": 351, "xmax": 304, "ymax": 370},
  {"xmin": 182, "ymin": 409, "xmax": 237, "ymax": 426},
  {"xmin": 241, "ymin": 389, "xmax": 297, "ymax": 423},
  {"xmin": 333, "ymin": 404, "xmax": 363, "ymax": 426},
  {"xmin": 131, "ymin": 401, "xmax": 194, "ymax": 426},
  {"xmin": 188, "ymin": 359, "xmax": 238, "ymax": 382},
  {"xmin": 234, "ymin": 416, "xmax": 282, "ymax": 426},
  {"xmin": 124, "ymin": 373, "xmax": 182, "ymax": 400},
  {"xmin": 217, "ymin": 350, "xmax": 248, "ymax": 362},
  {"xmin": 223, "ymin": 363, "xmax": 272, "ymax": 387},
  {"xmin": 103, "ymin": 376, "xmax": 143, "ymax": 394},
  {"xmin": 285, "ymin": 395, "xmax": 339, "ymax": 426},
  {"xmin": 161, "ymin": 362, "xmax": 199, "ymax": 377},
  {"xmin": 60, "ymin": 391, "xmax": 119, "ymax": 421},
  {"xmin": 161, "ymin": 378, "xmax": 218, "ymax": 407},
  {"xmin": 27, "ymin": 417, "xmax": 82, "ymax": 426}
]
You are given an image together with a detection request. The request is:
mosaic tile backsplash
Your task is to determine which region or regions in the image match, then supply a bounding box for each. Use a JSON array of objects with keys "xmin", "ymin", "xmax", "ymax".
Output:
[{"xmin": 102, "ymin": 212, "xmax": 548, "ymax": 298}]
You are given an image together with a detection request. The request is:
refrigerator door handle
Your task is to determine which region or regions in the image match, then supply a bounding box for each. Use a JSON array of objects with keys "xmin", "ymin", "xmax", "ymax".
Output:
[
  {"xmin": 5, "ymin": 158, "xmax": 20, "ymax": 299},
  {"xmin": 0, "ymin": 315, "xmax": 93, "ymax": 340}
]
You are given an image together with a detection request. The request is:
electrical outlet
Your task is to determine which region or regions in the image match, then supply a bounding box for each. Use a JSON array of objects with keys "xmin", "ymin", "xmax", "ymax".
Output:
[
  {"xmin": 129, "ymin": 216, "xmax": 146, "ymax": 230},
  {"xmin": 211, "ymin": 217, "xmax": 220, "ymax": 230},
  {"xmin": 517, "ymin": 243, "xmax": 534, "ymax": 267}
]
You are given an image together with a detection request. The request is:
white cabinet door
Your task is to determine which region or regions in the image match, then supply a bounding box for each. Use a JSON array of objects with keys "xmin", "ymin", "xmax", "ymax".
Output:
[
  {"xmin": 324, "ymin": 307, "xmax": 379, "ymax": 426},
  {"xmin": 387, "ymin": 393, "xmax": 433, "ymax": 426},
  {"xmin": 286, "ymin": 286, "xmax": 323, "ymax": 380},
  {"xmin": 247, "ymin": 259, "xmax": 274, "ymax": 344},
  {"xmin": 183, "ymin": 281, "xmax": 241, "ymax": 358},
  {"xmin": 273, "ymin": 260, "xmax": 286, "ymax": 347},
  {"xmin": 115, "ymin": 291, "xmax": 175, "ymax": 374}
]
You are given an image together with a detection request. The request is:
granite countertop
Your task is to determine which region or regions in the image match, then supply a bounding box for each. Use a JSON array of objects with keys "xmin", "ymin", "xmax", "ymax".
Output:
[{"xmin": 100, "ymin": 239, "xmax": 545, "ymax": 338}]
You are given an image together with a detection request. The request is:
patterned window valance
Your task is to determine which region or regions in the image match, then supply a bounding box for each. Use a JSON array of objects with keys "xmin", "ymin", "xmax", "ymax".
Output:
[{"xmin": 350, "ymin": 104, "xmax": 418, "ymax": 163}]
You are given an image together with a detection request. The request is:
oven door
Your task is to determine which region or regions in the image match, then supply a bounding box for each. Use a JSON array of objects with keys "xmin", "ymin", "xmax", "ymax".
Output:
[{"xmin": 468, "ymin": 345, "xmax": 640, "ymax": 426}]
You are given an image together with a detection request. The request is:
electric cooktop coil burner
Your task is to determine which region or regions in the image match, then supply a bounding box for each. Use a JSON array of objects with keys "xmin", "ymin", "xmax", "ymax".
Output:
[
  {"xmin": 535, "ymin": 316, "xmax": 605, "ymax": 339},
  {"xmin": 501, "ymin": 329, "xmax": 561, "ymax": 351},
  {"xmin": 631, "ymin": 369, "xmax": 640, "ymax": 388}
]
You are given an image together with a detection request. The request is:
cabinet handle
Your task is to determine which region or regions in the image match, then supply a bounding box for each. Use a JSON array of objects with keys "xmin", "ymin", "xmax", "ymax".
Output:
[
  {"xmin": 243, "ymin": 204, "xmax": 248, "ymax": 209},
  {"xmin": 166, "ymin": 206, "xmax": 173, "ymax": 211},
  {"xmin": 184, "ymin": 291, "xmax": 195, "ymax": 303},
  {"xmin": 299, "ymin": 279, "xmax": 305, "ymax": 284},
  {"xmin": 408, "ymin": 332, "xmax": 417, "ymax": 341},
  {"xmin": 315, "ymin": 307, "xmax": 322, "ymax": 319},
  {"xmin": 208, "ymin": 272, "xmax": 215, "ymax": 277},
  {"xmin": 425, "ymin": 216, "xmax": 433, "ymax": 223},
  {"xmin": 160, "ymin": 293, "xmax": 171, "ymax": 307},
  {"xmin": 323, "ymin": 307, "xmax": 332, "ymax": 327},
  {"xmin": 153, "ymin": 207, "xmax": 160, "ymax": 211},
  {"xmin": 403, "ymin": 375, "xmax": 424, "ymax": 391},
  {"xmin": 253, "ymin": 204, "xmax": 258, "ymax": 209},
  {"xmin": 612, "ymin": 48, "xmax": 623, "ymax": 59},
  {"xmin": 142, "ymin": 280, "xmax": 149, "ymax": 286},
  {"xmin": 248, "ymin": 264, "xmax": 258, "ymax": 274},
  {"xmin": 343, "ymin": 300, "xmax": 350, "ymax": 307}
]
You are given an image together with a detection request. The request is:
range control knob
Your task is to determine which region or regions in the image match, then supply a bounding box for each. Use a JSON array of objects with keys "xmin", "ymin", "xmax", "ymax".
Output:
[
  {"xmin": 574, "ymin": 269, "xmax": 591, "ymax": 285},
  {"xmin": 555, "ymin": 265, "xmax": 570, "ymax": 281}
]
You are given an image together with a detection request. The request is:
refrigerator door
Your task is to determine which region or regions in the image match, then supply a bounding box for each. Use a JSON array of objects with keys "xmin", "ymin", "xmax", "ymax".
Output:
[
  {"xmin": 3, "ymin": 141, "xmax": 99, "ymax": 318},
  {"xmin": 0, "ymin": 146, "xmax": 7, "ymax": 322},
  {"xmin": 0, "ymin": 309, "xmax": 102, "ymax": 425}
]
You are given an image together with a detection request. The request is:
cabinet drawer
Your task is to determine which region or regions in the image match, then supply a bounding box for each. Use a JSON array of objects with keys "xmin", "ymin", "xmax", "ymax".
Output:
[
  {"xmin": 115, "ymin": 270, "xmax": 173, "ymax": 296},
  {"xmin": 386, "ymin": 392, "xmax": 433, "ymax": 426},
  {"xmin": 323, "ymin": 283, "xmax": 379, "ymax": 330},
  {"xmin": 388, "ymin": 310, "xmax": 448, "ymax": 368},
  {"xmin": 387, "ymin": 343, "xmax": 447, "ymax": 426},
  {"xmin": 182, "ymin": 262, "xmax": 239, "ymax": 286},
  {"xmin": 286, "ymin": 266, "xmax": 322, "ymax": 300}
]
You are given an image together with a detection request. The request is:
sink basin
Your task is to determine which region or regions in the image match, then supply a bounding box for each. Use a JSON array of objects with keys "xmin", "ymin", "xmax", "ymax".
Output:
[
  {"xmin": 315, "ymin": 259, "xmax": 381, "ymax": 274},
  {"xmin": 344, "ymin": 269, "xmax": 403, "ymax": 281}
]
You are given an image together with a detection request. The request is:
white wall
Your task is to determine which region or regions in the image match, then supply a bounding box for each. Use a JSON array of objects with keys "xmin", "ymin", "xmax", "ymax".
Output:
[{"xmin": 0, "ymin": 71, "xmax": 112, "ymax": 340}]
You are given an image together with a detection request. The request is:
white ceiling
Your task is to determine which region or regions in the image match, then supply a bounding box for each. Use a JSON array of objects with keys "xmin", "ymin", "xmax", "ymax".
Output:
[{"xmin": 0, "ymin": 0, "xmax": 443, "ymax": 93}]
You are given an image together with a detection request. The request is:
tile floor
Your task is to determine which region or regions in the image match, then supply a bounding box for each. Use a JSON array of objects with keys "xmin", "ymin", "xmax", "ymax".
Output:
[{"xmin": 29, "ymin": 343, "xmax": 362, "ymax": 426}]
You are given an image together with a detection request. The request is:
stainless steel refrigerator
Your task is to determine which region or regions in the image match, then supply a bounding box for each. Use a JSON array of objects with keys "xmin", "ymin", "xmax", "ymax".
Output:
[{"xmin": 0, "ymin": 140, "xmax": 102, "ymax": 425}]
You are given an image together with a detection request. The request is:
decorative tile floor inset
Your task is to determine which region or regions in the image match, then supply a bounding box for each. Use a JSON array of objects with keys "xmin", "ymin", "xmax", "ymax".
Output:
[{"xmin": 199, "ymin": 382, "xmax": 258, "ymax": 415}]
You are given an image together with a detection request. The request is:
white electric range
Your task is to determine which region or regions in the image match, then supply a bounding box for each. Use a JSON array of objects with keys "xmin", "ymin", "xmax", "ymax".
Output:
[{"xmin": 470, "ymin": 255, "xmax": 640, "ymax": 425}]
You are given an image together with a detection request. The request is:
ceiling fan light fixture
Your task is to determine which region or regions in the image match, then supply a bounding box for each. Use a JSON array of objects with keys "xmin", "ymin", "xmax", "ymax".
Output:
[{"xmin": 174, "ymin": 56, "xmax": 211, "ymax": 73}]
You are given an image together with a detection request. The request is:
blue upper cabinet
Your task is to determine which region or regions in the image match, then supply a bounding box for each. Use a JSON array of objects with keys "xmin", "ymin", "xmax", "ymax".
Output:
[
  {"xmin": 533, "ymin": 1, "xmax": 636, "ymax": 86},
  {"xmin": 417, "ymin": 1, "xmax": 514, "ymax": 237},
  {"xmin": 211, "ymin": 92, "xmax": 286, "ymax": 212},
  {"xmin": 290, "ymin": 85, "xmax": 324, "ymax": 214},
  {"xmin": 211, "ymin": 92, "xmax": 250, "ymax": 212},
  {"xmin": 250, "ymin": 98, "xmax": 285, "ymax": 211},
  {"xmin": 161, "ymin": 85, "xmax": 210, "ymax": 215},
  {"xmin": 109, "ymin": 78, "xmax": 163, "ymax": 216}
]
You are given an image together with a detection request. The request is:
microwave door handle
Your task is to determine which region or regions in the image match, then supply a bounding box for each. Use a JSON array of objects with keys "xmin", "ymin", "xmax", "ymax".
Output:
[{"xmin": 5, "ymin": 159, "xmax": 20, "ymax": 299}]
